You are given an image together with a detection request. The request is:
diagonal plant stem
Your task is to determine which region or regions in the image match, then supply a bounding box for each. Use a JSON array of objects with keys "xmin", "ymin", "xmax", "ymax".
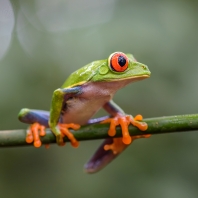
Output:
[{"xmin": 0, "ymin": 114, "xmax": 198, "ymax": 147}]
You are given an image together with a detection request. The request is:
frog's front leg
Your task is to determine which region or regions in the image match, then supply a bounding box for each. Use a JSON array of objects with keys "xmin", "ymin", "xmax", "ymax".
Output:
[
  {"xmin": 48, "ymin": 87, "xmax": 81, "ymax": 147},
  {"xmin": 102, "ymin": 100, "xmax": 150, "ymax": 152}
]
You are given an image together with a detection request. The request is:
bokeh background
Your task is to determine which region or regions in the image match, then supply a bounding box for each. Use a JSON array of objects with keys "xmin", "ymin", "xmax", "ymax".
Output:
[{"xmin": 1, "ymin": 0, "xmax": 198, "ymax": 197}]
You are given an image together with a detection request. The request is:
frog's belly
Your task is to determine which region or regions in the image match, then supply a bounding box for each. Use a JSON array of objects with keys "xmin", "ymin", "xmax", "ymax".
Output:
[
  {"xmin": 59, "ymin": 80, "xmax": 129, "ymax": 125},
  {"xmin": 60, "ymin": 96, "xmax": 110, "ymax": 125}
]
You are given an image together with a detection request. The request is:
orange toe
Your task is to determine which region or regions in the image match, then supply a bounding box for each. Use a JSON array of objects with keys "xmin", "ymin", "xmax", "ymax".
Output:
[
  {"xmin": 127, "ymin": 115, "xmax": 148, "ymax": 131},
  {"xmin": 26, "ymin": 123, "xmax": 46, "ymax": 148},
  {"xmin": 122, "ymin": 136, "xmax": 131, "ymax": 145},
  {"xmin": 34, "ymin": 140, "xmax": 42, "ymax": 148},
  {"xmin": 26, "ymin": 129, "xmax": 33, "ymax": 143},
  {"xmin": 58, "ymin": 123, "xmax": 80, "ymax": 148},
  {"xmin": 134, "ymin": 114, "xmax": 143, "ymax": 121}
]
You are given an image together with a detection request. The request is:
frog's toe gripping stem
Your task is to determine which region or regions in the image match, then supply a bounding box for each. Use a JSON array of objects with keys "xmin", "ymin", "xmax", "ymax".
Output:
[
  {"xmin": 101, "ymin": 114, "xmax": 148, "ymax": 146},
  {"xmin": 26, "ymin": 123, "xmax": 46, "ymax": 148},
  {"xmin": 57, "ymin": 123, "xmax": 80, "ymax": 147},
  {"xmin": 26, "ymin": 122, "xmax": 80, "ymax": 148},
  {"xmin": 130, "ymin": 114, "xmax": 148, "ymax": 131}
]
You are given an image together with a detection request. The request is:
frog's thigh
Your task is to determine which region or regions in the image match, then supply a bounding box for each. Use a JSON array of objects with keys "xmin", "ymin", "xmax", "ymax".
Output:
[{"xmin": 18, "ymin": 108, "xmax": 50, "ymax": 127}]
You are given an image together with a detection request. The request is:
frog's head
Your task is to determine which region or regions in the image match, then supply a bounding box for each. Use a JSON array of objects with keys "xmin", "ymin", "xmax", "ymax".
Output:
[
  {"xmin": 91, "ymin": 52, "xmax": 151, "ymax": 82},
  {"xmin": 62, "ymin": 52, "xmax": 151, "ymax": 88}
]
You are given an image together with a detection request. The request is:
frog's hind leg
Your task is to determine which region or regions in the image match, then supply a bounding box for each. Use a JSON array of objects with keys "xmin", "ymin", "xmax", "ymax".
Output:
[
  {"xmin": 18, "ymin": 108, "xmax": 50, "ymax": 126},
  {"xmin": 84, "ymin": 100, "xmax": 150, "ymax": 173},
  {"xmin": 18, "ymin": 108, "xmax": 50, "ymax": 147}
]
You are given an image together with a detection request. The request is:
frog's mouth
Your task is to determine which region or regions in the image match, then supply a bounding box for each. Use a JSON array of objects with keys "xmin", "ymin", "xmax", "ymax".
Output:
[
  {"xmin": 69, "ymin": 74, "xmax": 150, "ymax": 88},
  {"xmin": 110, "ymin": 74, "xmax": 150, "ymax": 83},
  {"xmin": 96, "ymin": 74, "xmax": 150, "ymax": 90}
]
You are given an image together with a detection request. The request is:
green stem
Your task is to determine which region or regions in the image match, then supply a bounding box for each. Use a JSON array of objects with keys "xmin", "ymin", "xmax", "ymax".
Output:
[{"xmin": 0, "ymin": 114, "xmax": 198, "ymax": 147}]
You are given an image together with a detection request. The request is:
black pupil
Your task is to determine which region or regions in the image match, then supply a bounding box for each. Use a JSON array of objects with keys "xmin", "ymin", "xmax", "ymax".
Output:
[{"xmin": 118, "ymin": 56, "xmax": 126, "ymax": 67}]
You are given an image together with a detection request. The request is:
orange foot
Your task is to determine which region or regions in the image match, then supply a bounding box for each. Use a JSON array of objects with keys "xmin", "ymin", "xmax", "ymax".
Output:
[
  {"xmin": 101, "ymin": 114, "xmax": 150, "ymax": 153},
  {"xmin": 58, "ymin": 123, "xmax": 80, "ymax": 148},
  {"xmin": 26, "ymin": 122, "xmax": 80, "ymax": 148},
  {"xmin": 104, "ymin": 138, "xmax": 125, "ymax": 154},
  {"xmin": 26, "ymin": 123, "xmax": 46, "ymax": 148}
]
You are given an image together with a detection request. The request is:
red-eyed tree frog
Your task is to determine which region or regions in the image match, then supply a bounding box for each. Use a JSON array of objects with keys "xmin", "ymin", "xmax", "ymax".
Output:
[{"xmin": 18, "ymin": 52, "xmax": 151, "ymax": 173}]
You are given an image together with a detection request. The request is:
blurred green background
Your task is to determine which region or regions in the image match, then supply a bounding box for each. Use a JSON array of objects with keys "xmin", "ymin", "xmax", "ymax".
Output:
[{"xmin": 1, "ymin": 0, "xmax": 198, "ymax": 197}]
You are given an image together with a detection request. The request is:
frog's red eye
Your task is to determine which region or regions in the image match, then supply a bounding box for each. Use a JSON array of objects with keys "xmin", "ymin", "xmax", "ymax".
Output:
[{"xmin": 109, "ymin": 52, "xmax": 129, "ymax": 72}]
